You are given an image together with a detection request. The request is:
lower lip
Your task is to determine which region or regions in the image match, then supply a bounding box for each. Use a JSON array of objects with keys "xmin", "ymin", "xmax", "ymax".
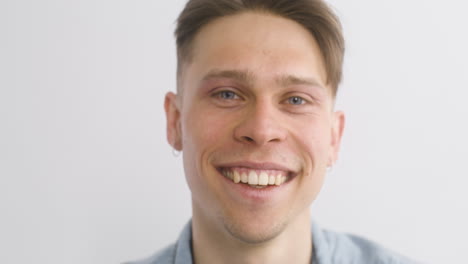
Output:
[{"xmin": 217, "ymin": 171, "xmax": 292, "ymax": 203}]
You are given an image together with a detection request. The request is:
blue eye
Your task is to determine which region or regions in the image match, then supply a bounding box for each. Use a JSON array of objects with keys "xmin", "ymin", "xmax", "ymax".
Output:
[
  {"xmin": 217, "ymin": 91, "xmax": 238, "ymax": 100},
  {"xmin": 288, "ymin": 96, "xmax": 305, "ymax": 105}
]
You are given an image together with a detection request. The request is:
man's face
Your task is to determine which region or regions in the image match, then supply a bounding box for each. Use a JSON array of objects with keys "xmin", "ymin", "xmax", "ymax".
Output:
[{"xmin": 166, "ymin": 12, "xmax": 344, "ymax": 243}]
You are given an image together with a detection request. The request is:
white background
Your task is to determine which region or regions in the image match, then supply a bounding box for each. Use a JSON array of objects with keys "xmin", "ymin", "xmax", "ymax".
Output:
[{"xmin": 1, "ymin": 0, "xmax": 467, "ymax": 263}]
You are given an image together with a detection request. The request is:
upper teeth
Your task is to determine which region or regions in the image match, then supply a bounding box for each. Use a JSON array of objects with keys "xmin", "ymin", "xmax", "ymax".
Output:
[{"xmin": 222, "ymin": 169, "xmax": 288, "ymax": 186}]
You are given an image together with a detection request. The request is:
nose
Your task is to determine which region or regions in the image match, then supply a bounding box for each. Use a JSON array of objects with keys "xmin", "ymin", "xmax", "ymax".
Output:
[{"xmin": 233, "ymin": 99, "xmax": 287, "ymax": 146}]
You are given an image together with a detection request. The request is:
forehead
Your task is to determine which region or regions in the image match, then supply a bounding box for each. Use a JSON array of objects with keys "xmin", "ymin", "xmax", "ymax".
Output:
[{"xmin": 180, "ymin": 12, "xmax": 328, "ymax": 93}]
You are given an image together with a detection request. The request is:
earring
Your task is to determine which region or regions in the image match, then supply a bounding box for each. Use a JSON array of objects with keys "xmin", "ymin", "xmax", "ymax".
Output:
[
  {"xmin": 172, "ymin": 148, "xmax": 181, "ymax": 157},
  {"xmin": 326, "ymin": 165, "xmax": 333, "ymax": 173}
]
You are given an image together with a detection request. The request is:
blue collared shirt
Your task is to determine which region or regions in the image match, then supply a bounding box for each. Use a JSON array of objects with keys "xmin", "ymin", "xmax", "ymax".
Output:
[{"xmin": 126, "ymin": 220, "xmax": 418, "ymax": 264}]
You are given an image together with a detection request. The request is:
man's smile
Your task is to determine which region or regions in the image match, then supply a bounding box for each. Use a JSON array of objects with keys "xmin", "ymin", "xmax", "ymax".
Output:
[
  {"xmin": 215, "ymin": 162, "xmax": 298, "ymax": 189},
  {"xmin": 221, "ymin": 168, "xmax": 287, "ymax": 187},
  {"xmin": 219, "ymin": 167, "xmax": 294, "ymax": 188}
]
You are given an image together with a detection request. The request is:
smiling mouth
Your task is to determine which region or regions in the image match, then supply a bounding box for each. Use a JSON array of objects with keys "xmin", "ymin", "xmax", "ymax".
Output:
[{"xmin": 218, "ymin": 167, "xmax": 292, "ymax": 188}]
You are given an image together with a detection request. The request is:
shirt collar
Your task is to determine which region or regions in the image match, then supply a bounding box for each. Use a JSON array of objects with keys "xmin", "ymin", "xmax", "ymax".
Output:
[{"xmin": 173, "ymin": 220, "xmax": 193, "ymax": 264}]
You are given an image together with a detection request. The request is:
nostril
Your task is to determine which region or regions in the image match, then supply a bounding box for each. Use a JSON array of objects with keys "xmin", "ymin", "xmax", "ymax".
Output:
[{"xmin": 242, "ymin": 136, "xmax": 254, "ymax": 142}]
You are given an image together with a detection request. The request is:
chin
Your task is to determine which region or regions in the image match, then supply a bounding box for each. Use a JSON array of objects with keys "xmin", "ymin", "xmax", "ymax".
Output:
[{"xmin": 220, "ymin": 214, "xmax": 288, "ymax": 244}]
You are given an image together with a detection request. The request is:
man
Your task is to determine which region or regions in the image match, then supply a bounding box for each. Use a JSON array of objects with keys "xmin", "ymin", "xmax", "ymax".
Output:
[{"xmin": 130, "ymin": 0, "xmax": 417, "ymax": 263}]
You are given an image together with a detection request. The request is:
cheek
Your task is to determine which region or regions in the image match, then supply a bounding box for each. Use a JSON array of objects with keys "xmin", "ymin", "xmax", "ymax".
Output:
[
  {"xmin": 289, "ymin": 117, "xmax": 332, "ymax": 202},
  {"xmin": 181, "ymin": 110, "xmax": 236, "ymax": 210},
  {"xmin": 303, "ymin": 123, "xmax": 331, "ymax": 192},
  {"xmin": 292, "ymin": 117, "xmax": 331, "ymax": 154},
  {"xmin": 182, "ymin": 110, "xmax": 230, "ymax": 152},
  {"xmin": 181, "ymin": 107, "xmax": 233, "ymax": 183}
]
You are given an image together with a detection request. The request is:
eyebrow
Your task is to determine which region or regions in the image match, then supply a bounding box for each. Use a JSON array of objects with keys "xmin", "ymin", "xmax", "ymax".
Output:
[
  {"xmin": 276, "ymin": 75, "xmax": 324, "ymax": 90},
  {"xmin": 201, "ymin": 69, "xmax": 255, "ymax": 87},
  {"xmin": 201, "ymin": 69, "xmax": 324, "ymax": 89}
]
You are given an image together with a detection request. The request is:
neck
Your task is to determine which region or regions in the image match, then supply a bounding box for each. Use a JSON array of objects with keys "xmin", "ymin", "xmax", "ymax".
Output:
[{"xmin": 191, "ymin": 206, "xmax": 312, "ymax": 264}]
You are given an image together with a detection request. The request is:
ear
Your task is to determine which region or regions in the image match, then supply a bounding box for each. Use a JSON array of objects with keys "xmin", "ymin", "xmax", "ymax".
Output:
[
  {"xmin": 329, "ymin": 110, "xmax": 345, "ymax": 166},
  {"xmin": 164, "ymin": 92, "xmax": 183, "ymax": 151}
]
